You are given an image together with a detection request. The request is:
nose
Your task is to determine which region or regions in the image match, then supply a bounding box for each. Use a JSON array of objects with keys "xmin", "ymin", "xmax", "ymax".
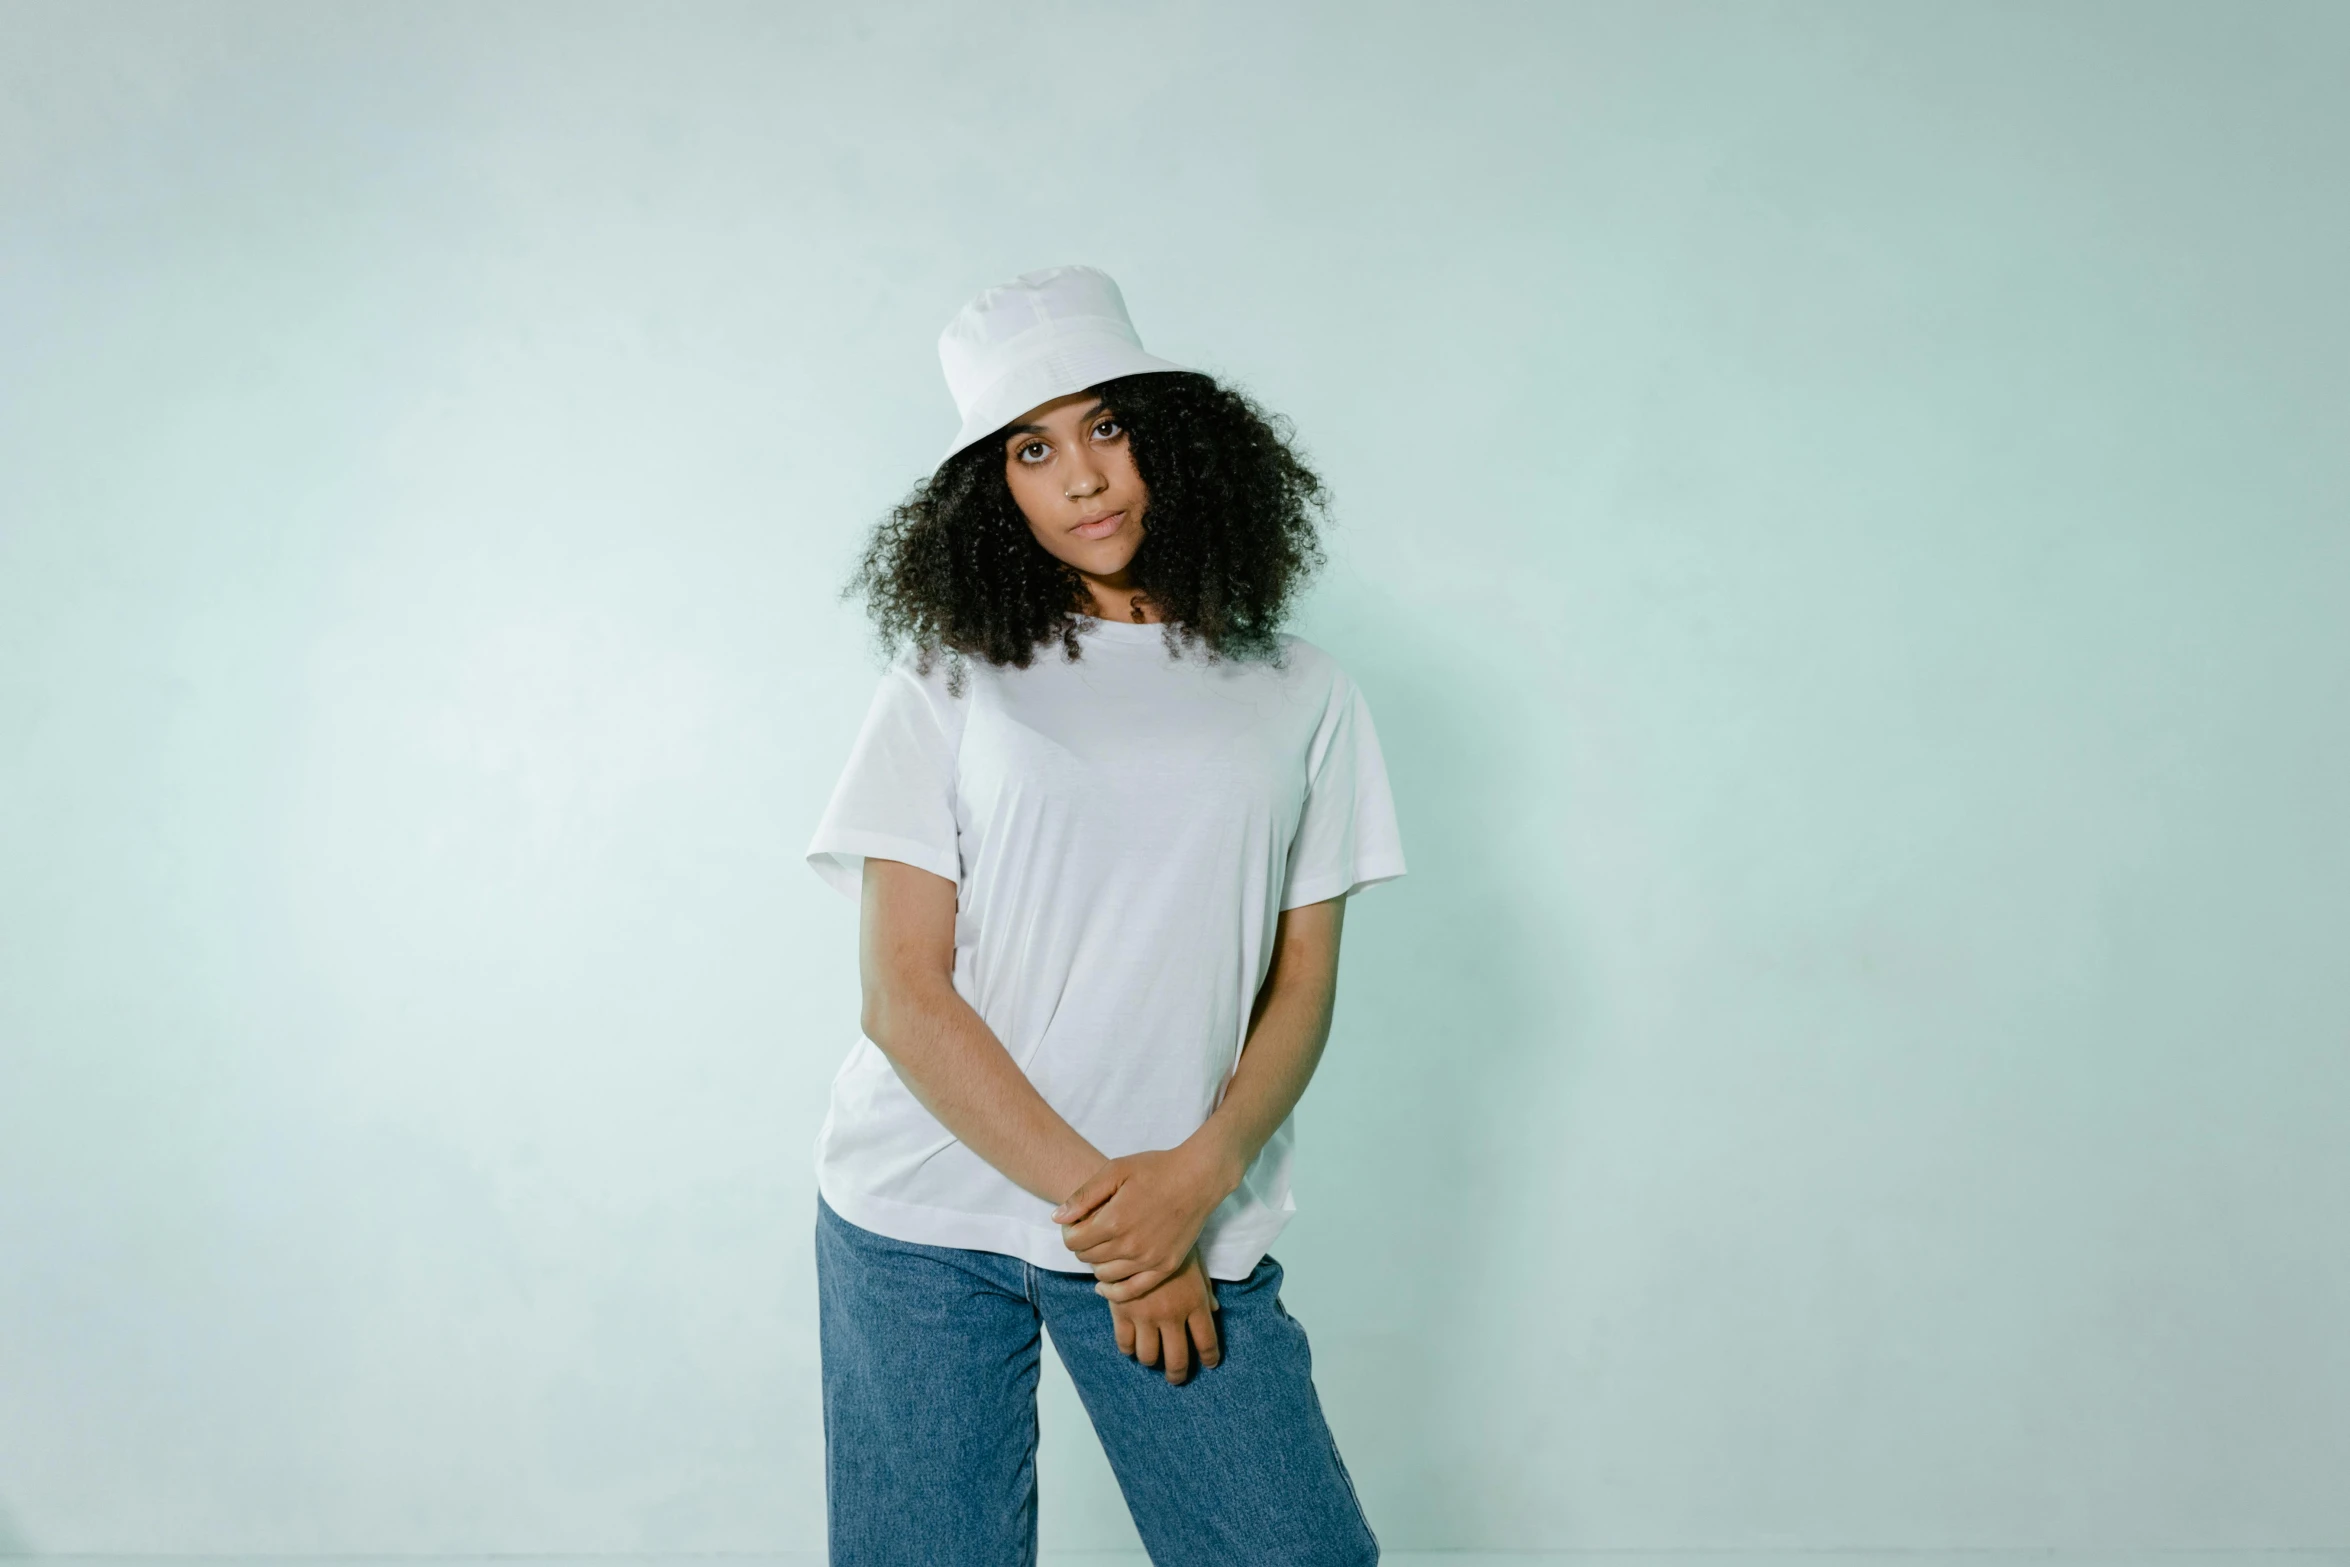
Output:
[{"xmin": 1063, "ymin": 450, "xmax": 1107, "ymax": 502}]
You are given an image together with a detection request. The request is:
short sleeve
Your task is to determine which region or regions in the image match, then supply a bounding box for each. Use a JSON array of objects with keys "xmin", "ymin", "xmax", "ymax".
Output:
[
  {"xmin": 1279, "ymin": 670, "xmax": 1407, "ymax": 910},
  {"xmin": 805, "ymin": 657, "xmax": 967, "ymax": 903}
]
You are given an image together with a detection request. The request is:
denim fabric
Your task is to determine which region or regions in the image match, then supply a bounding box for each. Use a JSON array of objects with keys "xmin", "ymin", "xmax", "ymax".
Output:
[{"xmin": 816, "ymin": 1195, "xmax": 1379, "ymax": 1566}]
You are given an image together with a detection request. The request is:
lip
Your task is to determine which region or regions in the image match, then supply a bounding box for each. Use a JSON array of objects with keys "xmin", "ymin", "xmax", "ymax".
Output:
[{"xmin": 1070, "ymin": 509, "xmax": 1125, "ymax": 539}]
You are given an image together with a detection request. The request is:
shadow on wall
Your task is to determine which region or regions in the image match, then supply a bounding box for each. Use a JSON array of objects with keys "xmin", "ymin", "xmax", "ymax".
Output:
[
  {"xmin": 1286, "ymin": 592, "xmax": 1581, "ymax": 1542},
  {"xmin": 0, "ymin": 1492, "xmax": 30, "ymax": 1555}
]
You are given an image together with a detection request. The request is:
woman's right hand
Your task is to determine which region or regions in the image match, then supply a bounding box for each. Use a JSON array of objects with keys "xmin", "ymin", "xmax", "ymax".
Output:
[
  {"xmin": 1053, "ymin": 1141, "xmax": 1237, "ymax": 1303},
  {"xmin": 1107, "ymin": 1246, "xmax": 1221, "ymax": 1385}
]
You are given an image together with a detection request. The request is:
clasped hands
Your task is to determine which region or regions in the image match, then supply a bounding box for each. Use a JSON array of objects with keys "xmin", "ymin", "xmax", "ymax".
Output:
[{"xmin": 1052, "ymin": 1140, "xmax": 1238, "ymax": 1386}]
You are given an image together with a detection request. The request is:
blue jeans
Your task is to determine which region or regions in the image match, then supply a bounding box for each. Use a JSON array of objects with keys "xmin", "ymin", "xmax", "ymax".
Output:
[{"xmin": 816, "ymin": 1195, "xmax": 1379, "ymax": 1565}]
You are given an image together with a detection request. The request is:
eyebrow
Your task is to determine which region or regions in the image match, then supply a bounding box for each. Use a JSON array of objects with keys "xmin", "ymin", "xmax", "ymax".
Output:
[{"xmin": 1004, "ymin": 400, "xmax": 1110, "ymax": 437}]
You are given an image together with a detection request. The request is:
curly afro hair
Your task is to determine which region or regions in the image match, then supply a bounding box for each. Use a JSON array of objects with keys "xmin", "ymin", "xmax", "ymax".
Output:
[{"xmin": 847, "ymin": 371, "xmax": 1327, "ymax": 684}]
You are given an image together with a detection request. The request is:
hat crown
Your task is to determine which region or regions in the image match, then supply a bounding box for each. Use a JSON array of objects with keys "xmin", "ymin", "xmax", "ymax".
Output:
[
  {"xmin": 930, "ymin": 264, "xmax": 1187, "ymax": 466},
  {"xmin": 937, "ymin": 265, "xmax": 1144, "ymax": 411}
]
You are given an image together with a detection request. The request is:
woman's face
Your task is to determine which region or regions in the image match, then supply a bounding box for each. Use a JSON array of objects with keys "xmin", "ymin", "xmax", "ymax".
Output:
[{"xmin": 1000, "ymin": 390, "xmax": 1148, "ymax": 581}]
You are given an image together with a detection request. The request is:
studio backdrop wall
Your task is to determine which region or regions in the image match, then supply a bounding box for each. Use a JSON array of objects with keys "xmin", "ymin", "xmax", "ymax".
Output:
[{"xmin": 3, "ymin": 0, "xmax": 2346, "ymax": 1559}]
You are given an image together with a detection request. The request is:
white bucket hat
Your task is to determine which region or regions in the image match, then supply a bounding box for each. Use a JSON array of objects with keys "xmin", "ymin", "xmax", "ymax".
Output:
[{"xmin": 936, "ymin": 264, "xmax": 1189, "ymax": 467}]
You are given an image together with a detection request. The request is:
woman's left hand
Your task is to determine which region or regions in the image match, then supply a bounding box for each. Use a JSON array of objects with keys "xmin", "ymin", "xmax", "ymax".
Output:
[
  {"xmin": 1106, "ymin": 1247, "xmax": 1221, "ymax": 1383},
  {"xmin": 1053, "ymin": 1142, "xmax": 1235, "ymax": 1303}
]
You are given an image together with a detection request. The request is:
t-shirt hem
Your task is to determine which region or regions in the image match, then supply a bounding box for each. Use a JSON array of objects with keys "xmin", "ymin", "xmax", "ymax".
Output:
[
  {"xmin": 815, "ymin": 1176, "xmax": 1091, "ymax": 1274},
  {"xmin": 815, "ymin": 1173, "xmax": 1290, "ymax": 1283},
  {"xmin": 1197, "ymin": 1210, "xmax": 1293, "ymax": 1281}
]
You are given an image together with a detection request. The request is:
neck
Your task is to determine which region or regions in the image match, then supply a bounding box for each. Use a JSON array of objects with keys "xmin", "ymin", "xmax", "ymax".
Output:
[{"xmin": 1080, "ymin": 572, "xmax": 1162, "ymax": 624}]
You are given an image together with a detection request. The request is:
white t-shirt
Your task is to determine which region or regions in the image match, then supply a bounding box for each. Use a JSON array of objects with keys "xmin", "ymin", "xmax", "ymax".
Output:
[{"xmin": 804, "ymin": 617, "xmax": 1406, "ymax": 1279}]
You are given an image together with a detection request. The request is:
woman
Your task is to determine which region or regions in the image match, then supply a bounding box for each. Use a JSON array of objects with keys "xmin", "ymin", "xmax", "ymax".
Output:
[{"xmin": 806, "ymin": 265, "xmax": 1404, "ymax": 1565}]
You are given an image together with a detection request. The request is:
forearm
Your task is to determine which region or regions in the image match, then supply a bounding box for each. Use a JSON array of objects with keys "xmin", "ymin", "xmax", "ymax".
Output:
[
  {"xmin": 858, "ymin": 857, "xmax": 1104, "ymax": 1206},
  {"xmin": 1051, "ymin": 897, "xmax": 1348, "ymax": 1303},
  {"xmin": 865, "ymin": 979, "xmax": 1105, "ymax": 1207},
  {"xmin": 1183, "ymin": 972, "xmax": 1335, "ymax": 1197}
]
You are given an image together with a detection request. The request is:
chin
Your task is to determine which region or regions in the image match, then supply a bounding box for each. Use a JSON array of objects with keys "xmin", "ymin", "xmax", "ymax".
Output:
[{"xmin": 1071, "ymin": 540, "xmax": 1143, "ymax": 578}]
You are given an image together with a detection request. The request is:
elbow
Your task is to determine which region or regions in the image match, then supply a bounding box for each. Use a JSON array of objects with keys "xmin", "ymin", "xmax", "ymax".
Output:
[
  {"xmin": 860, "ymin": 974, "xmax": 922, "ymax": 1052},
  {"xmin": 861, "ymin": 962, "xmax": 953, "ymax": 1061}
]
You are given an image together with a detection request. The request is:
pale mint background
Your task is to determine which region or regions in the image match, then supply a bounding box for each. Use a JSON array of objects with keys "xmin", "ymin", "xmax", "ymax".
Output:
[{"xmin": 3, "ymin": 0, "xmax": 2346, "ymax": 1559}]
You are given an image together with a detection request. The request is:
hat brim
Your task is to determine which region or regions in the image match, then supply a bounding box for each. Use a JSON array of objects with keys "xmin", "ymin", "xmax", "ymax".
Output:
[{"xmin": 940, "ymin": 334, "xmax": 1190, "ymax": 467}]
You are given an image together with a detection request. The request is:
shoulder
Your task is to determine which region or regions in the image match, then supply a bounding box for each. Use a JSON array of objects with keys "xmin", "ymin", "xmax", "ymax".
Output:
[
  {"xmin": 879, "ymin": 645, "xmax": 974, "ymax": 696},
  {"xmin": 1267, "ymin": 633, "xmax": 1358, "ymax": 700},
  {"xmin": 1269, "ymin": 631, "xmax": 1339, "ymax": 678},
  {"xmin": 867, "ymin": 646, "xmax": 979, "ymax": 737}
]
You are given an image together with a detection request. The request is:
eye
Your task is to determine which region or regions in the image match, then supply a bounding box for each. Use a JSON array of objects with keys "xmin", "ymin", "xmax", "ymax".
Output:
[
  {"xmin": 1091, "ymin": 415, "xmax": 1122, "ymax": 441},
  {"xmin": 1014, "ymin": 439, "xmax": 1050, "ymax": 464}
]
